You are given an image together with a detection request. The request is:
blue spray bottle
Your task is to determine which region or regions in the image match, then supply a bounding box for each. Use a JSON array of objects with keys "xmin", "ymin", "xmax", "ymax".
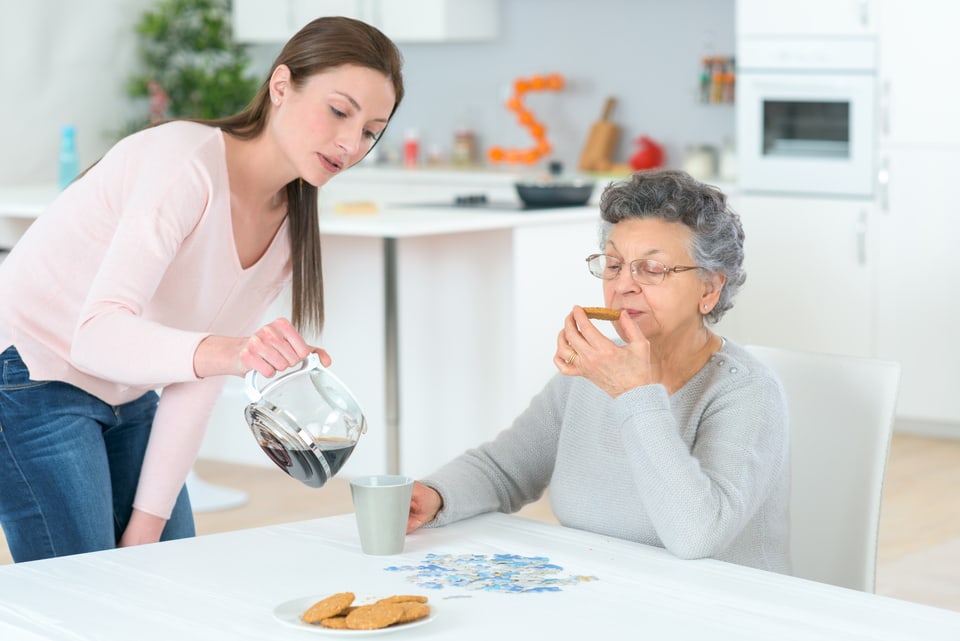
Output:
[{"xmin": 58, "ymin": 125, "xmax": 79, "ymax": 190}]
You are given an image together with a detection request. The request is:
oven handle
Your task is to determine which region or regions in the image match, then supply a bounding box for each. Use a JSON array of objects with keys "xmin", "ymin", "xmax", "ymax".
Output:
[
  {"xmin": 880, "ymin": 79, "xmax": 891, "ymax": 136},
  {"xmin": 856, "ymin": 208, "xmax": 868, "ymax": 266},
  {"xmin": 877, "ymin": 155, "xmax": 890, "ymax": 213},
  {"xmin": 859, "ymin": 0, "xmax": 871, "ymax": 27}
]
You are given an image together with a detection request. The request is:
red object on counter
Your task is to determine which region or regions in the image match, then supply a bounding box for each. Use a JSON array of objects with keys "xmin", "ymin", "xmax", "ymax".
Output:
[
  {"xmin": 629, "ymin": 136, "xmax": 665, "ymax": 171},
  {"xmin": 403, "ymin": 131, "xmax": 420, "ymax": 167}
]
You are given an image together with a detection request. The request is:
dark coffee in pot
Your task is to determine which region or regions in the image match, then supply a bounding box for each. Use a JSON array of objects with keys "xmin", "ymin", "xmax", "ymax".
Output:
[{"xmin": 259, "ymin": 436, "xmax": 355, "ymax": 488}]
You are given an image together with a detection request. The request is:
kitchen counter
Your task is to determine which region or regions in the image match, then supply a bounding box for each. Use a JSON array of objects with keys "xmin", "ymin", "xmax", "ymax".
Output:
[
  {"xmin": 0, "ymin": 181, "xmax": 599, "ymax": 238},
  {"xmin": 0, "ymin": 183, "xmax": 57, "ymax": 217},
  {"xmin": 319, "ymin": 203, "xmax": 598, "ymax": 237},
  {"xmin": 0, "ymin": 184, "xmax": 58, "ymax": 249}
]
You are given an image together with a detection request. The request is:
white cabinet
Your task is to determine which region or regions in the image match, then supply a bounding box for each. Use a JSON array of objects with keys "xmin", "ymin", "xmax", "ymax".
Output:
[
  {"xmin": 874, "ymin": 148, "xmax": 960, "ymax": 423},
  {"xmin": 233, "ymin": 0, "xmax": 370, "ymax": 43},
  {"xmin": 736, "ymin": 0, "xmax": 876, "ymax": 36},
  {"xmin": 394, "ymin": 220, "xmax": 599, "ymax": 477},
  {"xmin": 233, "ymin": 0, "xmax": 498, "ymax": 44},
  {"xmin": 870, "ymin": 1, "xmax": 960, "ymax": 425},
  {"xmin": 232, "ymin": 0, "xmax": 296, "ymax": 43},
  {"xmin": 876, "ymin": 1, "xmax": 960, "ymax": 146},
  {"xmin": 717, "ymin": 194, "xmax": 875, "ymax": 358},
  {"xmin": 377, "ymin": 0, "xmax": 498, "ymax": 42}
]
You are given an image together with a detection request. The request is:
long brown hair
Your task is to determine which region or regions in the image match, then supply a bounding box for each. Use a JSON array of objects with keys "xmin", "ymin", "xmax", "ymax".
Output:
[{"xmin": 205, "ymin": 17, "xmax": 405, "ymax": 336}]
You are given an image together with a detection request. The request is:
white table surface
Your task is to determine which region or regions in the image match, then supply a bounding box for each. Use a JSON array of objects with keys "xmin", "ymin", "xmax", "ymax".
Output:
[{"xmin": 1, "ymin": 512, "xmax": 958, "ymax": 641}]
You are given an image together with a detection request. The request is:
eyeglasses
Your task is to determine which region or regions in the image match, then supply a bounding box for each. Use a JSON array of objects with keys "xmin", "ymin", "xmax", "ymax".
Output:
[{"xmin": 585, "ymin": 253, "xmax": 703, "ymax": 286}]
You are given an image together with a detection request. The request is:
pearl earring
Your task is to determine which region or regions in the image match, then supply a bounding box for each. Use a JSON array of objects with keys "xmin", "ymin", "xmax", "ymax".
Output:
[{"xmin": 702, "ymin": 305, "xmax": 709, "ymax": 311}]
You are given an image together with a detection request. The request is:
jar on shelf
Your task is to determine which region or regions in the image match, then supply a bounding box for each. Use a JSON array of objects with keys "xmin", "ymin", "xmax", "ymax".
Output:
[
  {"xmin": 451, "ymin": 129, "xmax": 477, "ymax": 166},
  {"xmin": 682, "ymin": 145, "xmax": 718, "ymax": 180}
]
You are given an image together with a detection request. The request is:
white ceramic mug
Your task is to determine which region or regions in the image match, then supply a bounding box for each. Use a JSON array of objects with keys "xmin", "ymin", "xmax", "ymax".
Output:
[{"xmin": 350, "ymin": 475, "xmax": 414, "ymax": 555}]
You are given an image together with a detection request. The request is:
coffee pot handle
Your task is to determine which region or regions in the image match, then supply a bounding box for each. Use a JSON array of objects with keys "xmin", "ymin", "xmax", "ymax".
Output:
[{"xmin": 244, "ymin": 352, "xmax": 323, "ymax": 402}]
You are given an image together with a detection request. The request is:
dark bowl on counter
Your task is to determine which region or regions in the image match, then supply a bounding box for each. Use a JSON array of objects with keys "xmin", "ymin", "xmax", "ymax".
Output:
[{"xmin": 515, "ymin": 180, "xmax": 595, "ymax": 208}]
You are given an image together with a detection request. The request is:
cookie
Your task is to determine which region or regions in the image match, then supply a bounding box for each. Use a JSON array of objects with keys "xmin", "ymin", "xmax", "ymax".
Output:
[
  {"xmin": 344, "ymin": 603, "xmax": 406, "ymax": 630},
  {"xmin": 583, "ymin": 306, "xmax": 621, "ymax": 321},
  {"xmin": 319, "ymin": 616, "xmax": 350, "ymax": 629},
  {"xmin": 375, "ymin": 595, "xmax": 429, "ymax": 605},
  {"xmin": 395, "ymin": 602, "xmax": 431, "ymax": 624},
  {"xmin": 301, "ymin": 592, "xmax": 355, "ymax": 624}
]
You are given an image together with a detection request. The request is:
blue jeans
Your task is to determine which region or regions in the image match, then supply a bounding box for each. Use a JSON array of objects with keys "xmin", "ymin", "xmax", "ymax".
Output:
[{"xmin": 0, "ymin": 346, "xmax": 195, "ymax": 562}]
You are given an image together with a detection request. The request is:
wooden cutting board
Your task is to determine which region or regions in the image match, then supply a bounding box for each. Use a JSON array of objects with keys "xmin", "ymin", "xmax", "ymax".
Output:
[{"xmin": 578, "ymin": 97, "xmax": 621, "ymax": 172}]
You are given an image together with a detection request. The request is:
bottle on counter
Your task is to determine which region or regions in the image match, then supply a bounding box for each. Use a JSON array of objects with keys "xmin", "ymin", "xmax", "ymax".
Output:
[
  {"xmin": 58, "ymin": 125, "xmax": 79, "ymax": 190},
  {"xmin": 403, "ymin": 129, "xmax": 420, "ymax": 168}
]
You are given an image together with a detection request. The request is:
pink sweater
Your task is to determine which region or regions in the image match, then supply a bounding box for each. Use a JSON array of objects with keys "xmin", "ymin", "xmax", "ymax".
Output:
[{"xmin": 0, "ymin": 121, "xmax": 292, "ymax": 519}]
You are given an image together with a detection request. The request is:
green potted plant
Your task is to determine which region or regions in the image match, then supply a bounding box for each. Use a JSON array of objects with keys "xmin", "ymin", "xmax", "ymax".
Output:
[{"xmin": 123, "ymin": 0, "xmax": 259, "ymax": 133}]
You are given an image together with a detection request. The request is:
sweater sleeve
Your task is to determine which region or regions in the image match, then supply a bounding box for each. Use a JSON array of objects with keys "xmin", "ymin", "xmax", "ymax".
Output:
[
  {"xmin": 422, "ymin": 375, "xmax": 569, "ymax": 526},
  {"xmin": 615, "ymin": 371, "xmax": 789, "ymax": 560},
  {"xmin": 69, "ymin": 158, "xmax": 213, "ymax": 386},
  {"xmin": 132, "ymin": 376, "xmax": 227, "ymax": 518}
]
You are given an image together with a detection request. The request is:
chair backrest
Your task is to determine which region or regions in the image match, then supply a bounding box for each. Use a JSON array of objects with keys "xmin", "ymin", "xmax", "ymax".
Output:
[{"xmin": 744, "ymin": 344, "xmax": 901, "ymax": 592}]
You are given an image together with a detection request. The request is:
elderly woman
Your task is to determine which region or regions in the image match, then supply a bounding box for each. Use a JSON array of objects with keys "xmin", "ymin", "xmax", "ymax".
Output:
[{"xmin": 406, "ymin": 169, "xmax": 790, "ymax": 573}]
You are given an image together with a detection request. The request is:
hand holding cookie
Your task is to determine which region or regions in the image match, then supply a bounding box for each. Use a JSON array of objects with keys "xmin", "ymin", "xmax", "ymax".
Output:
[{"xmin": 556, "ymin": 305, "xmax": 654, "ymax": 397}]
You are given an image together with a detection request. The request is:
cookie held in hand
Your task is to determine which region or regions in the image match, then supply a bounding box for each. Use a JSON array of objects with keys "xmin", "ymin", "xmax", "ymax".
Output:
[{"xmin": 583, "ymin": 306, "xmax": 621, "ymax": 321}]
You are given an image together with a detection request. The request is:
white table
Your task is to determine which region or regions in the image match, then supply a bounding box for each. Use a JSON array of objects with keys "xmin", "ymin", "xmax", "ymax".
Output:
[{"xmin": 1, "ymin": 512, "xmax": 958, "ymax": 640}]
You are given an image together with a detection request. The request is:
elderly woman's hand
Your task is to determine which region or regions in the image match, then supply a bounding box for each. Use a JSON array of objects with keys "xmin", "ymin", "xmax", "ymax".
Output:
[
  {"xmin": 407, "ymin": 481, "xmax": 443, "ymax": 534},
  {"xmin": 554, "ymin": 306, "xmax": 652, "ymax": 397}
]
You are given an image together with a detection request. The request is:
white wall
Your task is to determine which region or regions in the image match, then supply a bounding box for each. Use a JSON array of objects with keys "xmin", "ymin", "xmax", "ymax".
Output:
[
  {"xmin": 375, "ymin": 0, "xmax": 736, "ymax": 172},
  {"xmin": 0, "ymin": 0, "xmax": 154, "ymax": 184},
  {"xmin": 0, "ymin": 0, "xmax": 734, "ymax": 186}
]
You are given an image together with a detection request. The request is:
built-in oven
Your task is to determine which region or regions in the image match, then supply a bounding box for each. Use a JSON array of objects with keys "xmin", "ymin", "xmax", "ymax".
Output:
[{"xmin": 736, "ymin": 37, "xmax": 877, "ymax": 196}]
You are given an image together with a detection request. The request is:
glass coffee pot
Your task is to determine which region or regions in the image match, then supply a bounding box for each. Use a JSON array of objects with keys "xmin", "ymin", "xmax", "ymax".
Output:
[{"xmin": 244, "ymin": 353, "xmax": 367, "ymax": 487}]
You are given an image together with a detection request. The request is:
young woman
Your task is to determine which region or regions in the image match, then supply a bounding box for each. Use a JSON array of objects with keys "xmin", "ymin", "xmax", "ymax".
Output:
[{"xmin": 0, "ymin": 16, "xmax": 404, "ymax": 562}]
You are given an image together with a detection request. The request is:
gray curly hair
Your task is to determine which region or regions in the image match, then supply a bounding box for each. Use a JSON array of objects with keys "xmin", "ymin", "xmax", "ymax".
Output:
[{"xmin": 597, "ymin": 169, "xmax": 746, "ymax": 324}]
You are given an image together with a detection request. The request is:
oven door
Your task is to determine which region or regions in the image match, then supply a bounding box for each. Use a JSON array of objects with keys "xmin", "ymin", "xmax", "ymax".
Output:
[{"xmin": 737, "ymin": 72, "xmax": 875, "ymax": 196}]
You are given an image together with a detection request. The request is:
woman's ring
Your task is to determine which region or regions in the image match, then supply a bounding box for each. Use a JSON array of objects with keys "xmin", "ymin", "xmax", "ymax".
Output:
[{"xmin": 565, "ymin": 351, "xmax": 578, "ymax": 364}]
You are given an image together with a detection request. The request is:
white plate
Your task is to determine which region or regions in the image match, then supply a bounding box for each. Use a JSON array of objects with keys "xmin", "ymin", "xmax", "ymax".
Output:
[{"xmin": 273, "ymin": 595, "xmax": 437, "ymax": 636}]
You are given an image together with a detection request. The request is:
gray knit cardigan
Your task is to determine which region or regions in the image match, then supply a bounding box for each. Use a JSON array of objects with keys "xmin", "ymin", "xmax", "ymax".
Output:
[{"xmin": 422, "ymin": 339, "xmax": 791, "ymax": 573}]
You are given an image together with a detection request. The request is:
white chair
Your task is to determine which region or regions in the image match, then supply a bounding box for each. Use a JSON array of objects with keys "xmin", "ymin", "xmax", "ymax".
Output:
[{"xmin": 745, "ymin": 345, "xmax": 901, "ymax": 592}]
